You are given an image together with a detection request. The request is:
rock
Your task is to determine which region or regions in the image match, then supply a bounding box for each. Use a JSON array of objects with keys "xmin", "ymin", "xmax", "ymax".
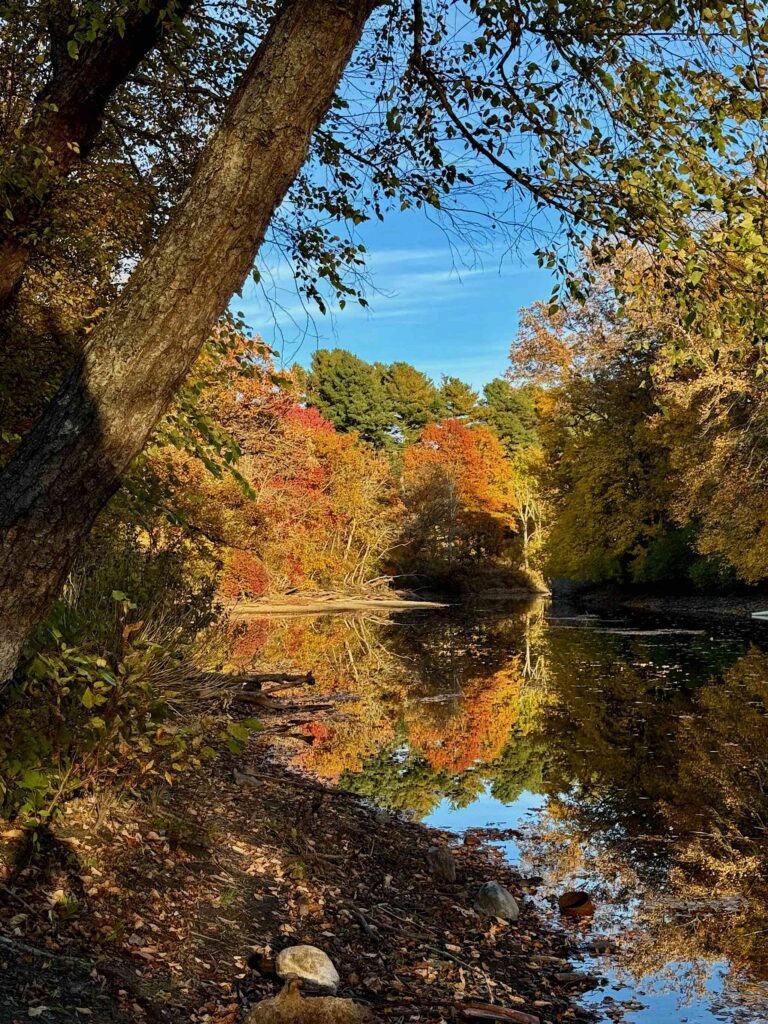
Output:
[
  {"xmin": 581, "ymin": 936, "xmax": 616, "ymax": 954},
  {"xmin": 554, "ymin": 971, "xmax": 602, "ymax": 987},
  {"xmin": 427, "ymin": 844, "xmax": 457, "ymax": 882},
  {"xmin": 275, "ymin": 945, "xmax": 340, "ymax": 994},
  {"xmin": 246, "ymin": 977, "xmax": 373, "ymax": 1024},
  {"xmin": 473, "ymin": 880, "xmax": 520, "ymax": 921}
]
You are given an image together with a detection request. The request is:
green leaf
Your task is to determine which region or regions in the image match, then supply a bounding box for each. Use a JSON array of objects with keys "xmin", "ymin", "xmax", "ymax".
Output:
[
  {"xmin": 19, "ymin": 769, "xmax": 49, "ymax": 791},
  {"xmin": 226, "ymin": 721, "xmax": 249, "ymax": 742}
]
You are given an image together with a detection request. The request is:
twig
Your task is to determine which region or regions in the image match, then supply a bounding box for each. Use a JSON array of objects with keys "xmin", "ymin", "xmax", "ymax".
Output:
[{"xmin": 0, "ymin": 882, "xmax": 35, "ymax": 912}]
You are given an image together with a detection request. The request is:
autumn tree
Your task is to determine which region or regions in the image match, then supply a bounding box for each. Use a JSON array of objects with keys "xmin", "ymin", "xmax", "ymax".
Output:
[
  {"xmin": 400, "ymin": 418, "xmax": 520, "ymax": 587},
  {"xmin": 155, "ymin": 338, "xmax": 401, "ymax": 597},
  {"xmin": 647, "ymin": 263, "xmax": 768, "ymax": 584},
  {"xmin": 4, "ymin": 0, "xmax": 768, "ymax": 678},
  {"xmin": 512, "ymin": 253, "xmax": 764, "ymax": 587}
]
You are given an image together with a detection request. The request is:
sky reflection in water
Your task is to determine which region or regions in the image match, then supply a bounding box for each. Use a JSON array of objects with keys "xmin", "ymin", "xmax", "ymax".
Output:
[{"xmin": 241, "ymin": 602, "xmax": 768, "ymax": 1023}]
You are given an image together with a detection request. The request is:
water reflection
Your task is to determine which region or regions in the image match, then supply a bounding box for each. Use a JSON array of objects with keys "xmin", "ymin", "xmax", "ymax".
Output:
[{"xmin": 236, "ymin": 602, "xmax": 768, "ymax": 1022}]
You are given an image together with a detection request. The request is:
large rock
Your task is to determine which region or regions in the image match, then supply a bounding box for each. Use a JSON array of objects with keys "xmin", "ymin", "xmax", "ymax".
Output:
[
  {"xmin": 473, "ymin": 880, "xmax": 520, "ymax": 921},
  {"xmin": 427, "ymin": 845, "xmax": 457, "ymax": 882},
  {"xmin": 275, "ymin": 944, "xmax": 340, "ymax": 994},
  {"xmin": 246, "ymin": 977, "xmax": 373, "ymax": 1023}
]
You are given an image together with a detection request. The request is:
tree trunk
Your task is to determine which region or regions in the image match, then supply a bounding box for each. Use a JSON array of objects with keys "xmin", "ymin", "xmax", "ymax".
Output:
[
  {"xmin": 0, "ymin": 0, "xmax": 376, "ymax": 682},
  {"xmin": 0, "ymin": 0, "xmax": 191, "ymax": 305}
]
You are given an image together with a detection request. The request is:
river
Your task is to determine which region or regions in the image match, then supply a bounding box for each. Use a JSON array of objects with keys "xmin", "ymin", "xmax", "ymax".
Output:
[{"xmin": 233, "ymin": 599, "xmax": 768, "ymax": 1024}]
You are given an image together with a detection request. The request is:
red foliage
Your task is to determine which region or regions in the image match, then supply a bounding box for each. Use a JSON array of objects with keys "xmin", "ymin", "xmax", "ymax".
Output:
[
  {"xmin": 220, "ymin": 550, "xmax": 269, "ymax": 599},
  {"xmin": 282, "ymin": 403, "xmax": 335, "ymax": 433},
  {"xmin": 232, "ymin": 618, "xmax": 272, "ymax": 661}
]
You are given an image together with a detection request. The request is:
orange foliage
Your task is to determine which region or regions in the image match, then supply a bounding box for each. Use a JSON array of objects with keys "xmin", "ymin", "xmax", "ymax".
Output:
[
  {"xmin": 404, "ymin": 418, "xmax": 517, "ymax": 516},
  {"xmin": 405, "ymin": 665, "xmax": 523, "ymax": 773},
  {"xmin": 220, "ymin": 551, "xmax": 269, "ymax": 600},
  {"xmin": 173, "ymin": 337, "xmax": 400, "ymax": 598},
  {"xmin": 399, "ymin": 418, "xmax": 519, "ymax": 577}
]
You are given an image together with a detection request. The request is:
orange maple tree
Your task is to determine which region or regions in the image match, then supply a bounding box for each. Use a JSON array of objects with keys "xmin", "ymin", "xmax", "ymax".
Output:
[{"xmin": 399, "ymin": 418, "xmax": 519, "ymax": 582}]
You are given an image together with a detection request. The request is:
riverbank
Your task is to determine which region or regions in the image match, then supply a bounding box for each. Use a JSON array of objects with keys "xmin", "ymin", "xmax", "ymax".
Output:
[
  {"xmin": 233, "ymin": 594, "xmax": 450, "ymax": 615},
  {"xmin": 232, "ymin": 586, "xmax": 547, "ymax": 617},
  {"xmin": 556, "ymin": 583, "xmax": 768, "ymax": 623},
  {"xmin": 0, "ymin": 678, "xmax": 597, "ymax": 1024}
]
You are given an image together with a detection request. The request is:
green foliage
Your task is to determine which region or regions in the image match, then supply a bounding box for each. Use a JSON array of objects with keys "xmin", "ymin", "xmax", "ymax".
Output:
[
  {"xmin": 307, "ymin": 348, "xmax": 393, "ymax": 448},
  {"xmin": 381, "ymin": 361, "xmax": 441, "ymax": 441},
  {"xmin": 0, "ymin": 627, "xmax": 189, "ymax": 823},
  {"xmin": 342, "ymin": 739, "xmax": 486, "ymax": 817},
  {"xmin": 480, "ymin": 379, "xmax": 540, "ymax": 451},
  {"xmin": 439, "ymin": 375, "xmax": 478, "ymax": 421}
]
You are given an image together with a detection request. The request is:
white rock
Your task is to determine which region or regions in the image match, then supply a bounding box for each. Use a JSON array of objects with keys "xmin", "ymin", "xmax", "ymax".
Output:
[{"xmin": 275, "ymin": 944, "xmax": 340, "ymax": 994}]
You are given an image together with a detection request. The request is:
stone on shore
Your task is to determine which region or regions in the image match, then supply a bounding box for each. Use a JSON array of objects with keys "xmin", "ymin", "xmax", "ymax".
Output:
[
  {"xmin": 246, "ymin": 977, "xmax": 372, "ymax": 1023},
  {"xmin": 474, "ymin": 880, "xmax": 520, "ymax": 921},
  {"xmin": 427, "ymin": 844, "xmax": 457, "ymax": 882},
  {"xmin": 275, "ymin": 944, "xmax": 340, "ymax": 994}
]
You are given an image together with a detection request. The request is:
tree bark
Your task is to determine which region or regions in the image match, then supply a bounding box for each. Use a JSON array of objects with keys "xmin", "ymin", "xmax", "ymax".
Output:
[
  {"xmin": 0, "ymin": 0, "xmax": 191, "ymax": 305},
  {"xmin": 0, "ymin": 0, "xmax": 376, "ymax": 682}
]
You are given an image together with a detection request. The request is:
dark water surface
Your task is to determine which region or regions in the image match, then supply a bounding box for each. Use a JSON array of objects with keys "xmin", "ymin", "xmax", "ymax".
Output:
[{"xmin": 238, "ymin": 600, "xmax": 768, "ymax": 1023}]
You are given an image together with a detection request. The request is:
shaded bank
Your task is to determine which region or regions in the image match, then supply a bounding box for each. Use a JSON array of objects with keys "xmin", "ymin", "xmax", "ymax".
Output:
[
  {"xmin": 555, "ymin": 581, "xmax": 768, "ymax": 622},
  {"xmin": 0, "ymin": 679, "xmax": 594, "ymax": 1024}
]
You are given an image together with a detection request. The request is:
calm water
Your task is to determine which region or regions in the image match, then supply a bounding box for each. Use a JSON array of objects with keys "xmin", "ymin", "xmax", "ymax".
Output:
[{"xmin": 235, "ymin": 600, "xmax": 768, "ymax": 1023}]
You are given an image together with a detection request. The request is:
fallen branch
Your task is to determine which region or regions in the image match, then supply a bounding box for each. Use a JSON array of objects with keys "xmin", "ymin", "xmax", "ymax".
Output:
[
  {"xmin": 241, "ymin": 671, "xmax": 316, "ymax": 690},
  {"xmin": 461, "ymin": 1003, "xmax": 540, "ymax": 1024},
  {"xmin": 232, "ymin": 692, "xmax": 334, "ymax": 713}
]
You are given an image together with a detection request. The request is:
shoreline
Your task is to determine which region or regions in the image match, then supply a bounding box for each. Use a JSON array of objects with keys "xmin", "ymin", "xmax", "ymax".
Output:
[
  {"xmin": 231, "ymin": 587, "xmax": 547, "ymax": 616},
  {"xmin": 0, "ymin": 678, "xmax": 598, "ymax": 1024},
  {"xmin": 233, "ymin": 596, "xmax": 451, "ymax": 615},
  {"xmin": 566, "ymin": 586, "xmax": 768, "ymax": 623}
]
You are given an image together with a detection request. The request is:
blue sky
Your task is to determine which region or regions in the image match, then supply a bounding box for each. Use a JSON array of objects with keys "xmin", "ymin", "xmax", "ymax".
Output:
[{"xmin": 239, "ymin": 208, "xmax": 555, "ymax": 392}]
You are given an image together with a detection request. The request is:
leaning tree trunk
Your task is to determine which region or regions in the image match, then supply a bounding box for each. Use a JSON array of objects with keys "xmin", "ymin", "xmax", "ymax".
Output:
[
  {"xmin": 0, "ymin": 0, "xmax": 192, "ymax": 305},
  {"xmin": 0, "ymin": 0, "xmax": 376, "ymax": 682}
]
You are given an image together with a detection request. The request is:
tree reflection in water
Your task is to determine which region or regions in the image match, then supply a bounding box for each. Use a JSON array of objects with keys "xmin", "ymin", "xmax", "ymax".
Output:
[{"xmin": 239, "ymin": 605, "xmax": 768, "ymax": 1010}]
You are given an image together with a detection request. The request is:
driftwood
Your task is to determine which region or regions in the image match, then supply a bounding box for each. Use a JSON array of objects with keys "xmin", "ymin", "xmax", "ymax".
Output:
[
  {"xmin": 461, "ymin": 1004, "xmax": 540, "ymax": 1024},
  {"xmin": 232, "ymin": 691, "xmax": 333, "ymax": 714},
  {"xmin": 241, "ymin": 671, "xmax": 316, "ymax": 691}
]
